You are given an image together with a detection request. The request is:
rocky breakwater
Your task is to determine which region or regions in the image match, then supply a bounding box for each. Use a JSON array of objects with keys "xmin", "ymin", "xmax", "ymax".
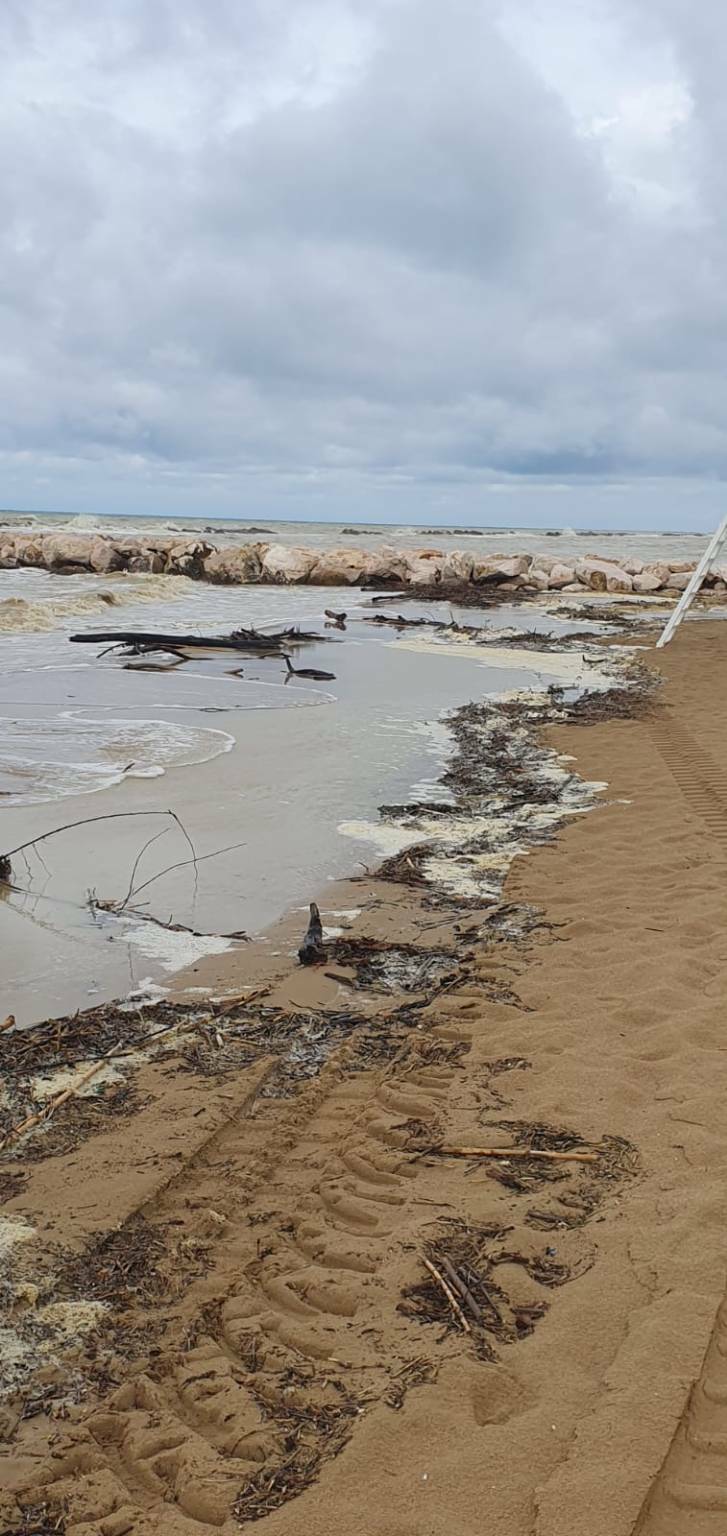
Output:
[{"xmin": 0, "ymin": 531, "xmax": 723, "ymax": 595}]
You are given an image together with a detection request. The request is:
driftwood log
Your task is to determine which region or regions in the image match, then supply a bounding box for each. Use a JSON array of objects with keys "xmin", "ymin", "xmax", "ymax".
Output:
[
  {"xmin": 69, "ymin": 626, "xmax": 324, "ymax": 656},
  {"xmin": 284, "ymin": 656, "xmax": 336, "ymax": 681},
  {"xmin": 299, "ymin": 902, "xmax": 326, "ymax": 965}
]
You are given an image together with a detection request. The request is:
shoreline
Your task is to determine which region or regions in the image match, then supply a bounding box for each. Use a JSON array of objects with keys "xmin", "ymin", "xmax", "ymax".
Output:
[
  {"xmin": 1, "ymin": 528, "xmax": 725, "ymax": 594},
  {"xmin": 2, "ymin": 618, "xmax": 727, "ymax": 1534}
]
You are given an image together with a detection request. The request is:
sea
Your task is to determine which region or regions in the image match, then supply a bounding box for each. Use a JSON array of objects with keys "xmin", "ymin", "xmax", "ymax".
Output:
[{"xmin": 0, "ymin": 512, "xmax": 690, "ymax": 1024}]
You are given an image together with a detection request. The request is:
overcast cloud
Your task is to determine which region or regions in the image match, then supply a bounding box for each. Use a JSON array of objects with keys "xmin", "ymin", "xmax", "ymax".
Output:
[{"xmin": 0, "ymin": 0, "xmax": 725, "ymax": 528}]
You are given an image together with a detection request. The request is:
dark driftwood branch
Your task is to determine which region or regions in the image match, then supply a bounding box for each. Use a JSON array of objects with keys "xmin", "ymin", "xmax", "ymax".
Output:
[
  {"xmin": 69, "ymin": 626, "xmax": 325, "ymax": 654},
  {"xmin": 0, "ymin": 810, "xmax": 191, "ymax": 886},
  {"xmin": 422, "ymin": 1257, "xmax": 471, "ymax": 1333},
  {"xmin": 438, "ymin": 1255, "xmax": 484, "ymax": 1325},
  {"xmin": 299, "ymin": 902, "xmax": 326, "ymax": 965}
]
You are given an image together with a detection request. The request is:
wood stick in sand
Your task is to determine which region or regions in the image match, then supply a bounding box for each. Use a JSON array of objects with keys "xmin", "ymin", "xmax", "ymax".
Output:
[
  {"xmin": 0, "ymin": 1044, "xmax": 122, "ymax": 1150},
  {"xmin": 422, "ymin": 1256, "xmax": 472, "ymax": 1334},
  {"xmin": 438, "ymin": 1254, "xmax": 484, "ymax": 1325},
  {"xmin": 438, "ymin": 1144, "xmax": 599, "ymax": 1164}
]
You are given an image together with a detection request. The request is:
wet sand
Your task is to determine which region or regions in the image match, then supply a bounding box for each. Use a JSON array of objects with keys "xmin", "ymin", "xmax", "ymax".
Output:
[{"xmin": 2, "ymin": 618, "xmax": 727, "ymax": 1535}]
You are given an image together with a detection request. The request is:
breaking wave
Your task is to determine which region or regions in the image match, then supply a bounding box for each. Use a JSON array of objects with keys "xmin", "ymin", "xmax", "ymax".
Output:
[
  {"xmin": 0, "ymin": 716, "xmax": 234, "ymax": 805},
  {"xmin": 0, "ymin": 574, "xmax": 189, "ymax": 633}
]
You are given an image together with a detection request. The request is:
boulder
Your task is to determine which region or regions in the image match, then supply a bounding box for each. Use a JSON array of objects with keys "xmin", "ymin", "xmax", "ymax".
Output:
[
  {"xmin": 42, "ymin": 534, "xmax": 94, "ymax": 571},
  {"xmin": 362, "ymin": 547, "xmax": 410, "ymax": 584},
  {"xmin": 402, "ymin": 550, "xmax": 445, "ymax": 587},
  {"xmin": 13, "ymin": 537, "xmax": 44, "ymax": 567},
  {"xmin": 0, "ymin": 541, "xmax": 16, "ymax": 568},
  {"xmin": 668, "ymin": 561, "xmax": 694, "ymax": 573},
  {"xmin": 546, "ymin": 562, "xmax": 576, "ymax": 589},
  {"xmin": 308, "ymin": 548, "xmax": 371, "ymax": 585},
  {"xmin": 632, "ymin": 571, "xmax": 664, "ymax": 594},
  {"xmin": 525, "ymin": 568, "xmax": 552, "ymax": 591},
  {"xmin": 441, "ymin": 550, "xmax": 474, "ymax": 585},
  {"xmin": 529, "ymin": 554, "xmax": 555, "ymax": 573},
  {"xmin": 667, "ymin": 570, "xmax": 691, "ymax": 591},
  {"xmin": 261, "ymin": 544, "xmax": 316, "ymax": 584},
  {"xmin": 622, "ymin": 558, "xmax": 645, "ymax": 576},
  {"xmin": 89, "ymin": 537, "xmax": 126, "ymax": 574},
  {"xmin": 473, "ymin": 555, "xmax": 531, "ymax": 584},
  {"xmin": 165, "ymin": 539, "xmax": 212, "ymax": 579},
  {"xmin": 203, "ymin": 546, "xmax": 262, "ymax": 584},
  {"xmin": 642, "ymin": 562, "xmax": 671, "ymax": 587},
  {"xmin": 126, "ymin": 550, "xmax": 166, "ymax": 575},
  {"xmin": 575, "ymin": 559, "xmax": 632, "ymax": 593}
]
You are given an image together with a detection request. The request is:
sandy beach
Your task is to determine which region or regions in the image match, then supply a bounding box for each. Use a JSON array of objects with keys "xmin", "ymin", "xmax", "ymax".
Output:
[{"xmin": 2, "ymin": 613, "xmax": 727, "ymax": 1534}]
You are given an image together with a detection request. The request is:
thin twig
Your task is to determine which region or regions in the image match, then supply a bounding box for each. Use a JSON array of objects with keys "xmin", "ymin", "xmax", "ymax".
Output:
[
  {"xmin": 437, "ymin": 1145, "xmax": 599, "ymax": 1163},
  {"xmin": 119, "ymin": 827, "xmax": 171, "ymax": 911},
  {"xmin": 125, "ymin": 840, "xmax": 246, "ymax": 904},
  {"xmin": 423, "ymin": 1256, "xmax": 471, "ymax": 1334}
]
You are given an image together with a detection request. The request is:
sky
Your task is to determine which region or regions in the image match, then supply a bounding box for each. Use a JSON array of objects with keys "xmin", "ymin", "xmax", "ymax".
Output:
[{"xmin": 0, "ymin": 0, "xmax": 725, "ymax": 530}]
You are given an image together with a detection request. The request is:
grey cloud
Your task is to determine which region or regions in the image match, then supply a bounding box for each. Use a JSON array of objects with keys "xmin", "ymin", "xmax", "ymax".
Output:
[{"xmin": 0, "ymin": 0, "xmax": 726, "ymax": 525}]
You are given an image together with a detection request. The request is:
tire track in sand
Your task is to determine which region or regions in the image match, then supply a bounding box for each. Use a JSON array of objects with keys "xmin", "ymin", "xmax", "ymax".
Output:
[
  {"xmin": 634, "ymin": 713, "xmax": 727, "ymax": 1531},
  {"xmin": 21, "ymin": 1034, "xmax": 464, "ymax": 1532}
]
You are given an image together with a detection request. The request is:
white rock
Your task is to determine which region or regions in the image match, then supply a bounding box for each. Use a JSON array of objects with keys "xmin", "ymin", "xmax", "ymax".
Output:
[
  {"xmin": 546, "ymin": 562, "xmax": 576, "ymax": 589},
  {"xmin": 632, "ymin": 571, "xmax": 664, "ymax": 594},
  {"xmin": 261, "ymin": 544, "xmax": 316, "ymax": 583},
  {"xmin": 525, "ymin": 569, "xmax": 552, "ymax": 591},
  {"xmin": 308, "ymin": 548, "xmax": 370, "ymax": 585},
  {"xmin": 642, "ymin": 562, "xmax": 672, "ymax": 586},
  {"xmin": 473, "ymin": 555, "xmax": 531, "ymax": 583},
  {"xmin": 667, "ymin": 570, "xmax": 690, "ymax": 590},
  {"xmin": 89, "ymin": 537, "xmax": 125, "ymax": 574},
  {"xmin": 441, "ymin": 550, "xmax": 474, "ymax": 584},
  {"xmin": 401, "ymin": 550, "xmax": 445, "ymax": 587},
  {"xmin": 363, "ymin": 547, "xmax": 410, "ymax": 583},
  {"xmin": 42, "ymin": 534, "xmax": 93, "ymax": 570},
  {"xmin": 575, "ymin": 559, "xmax": 632, "ymax": 593},
  {"xmin": 203, "ymin": 546, "xmax": 263, "ymax": 584}
]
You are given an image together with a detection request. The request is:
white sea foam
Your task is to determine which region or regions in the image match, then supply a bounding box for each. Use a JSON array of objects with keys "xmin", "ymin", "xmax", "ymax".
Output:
[{"xmin": 0, "ymin": 716, "xmax": 234, "ymax": 805}]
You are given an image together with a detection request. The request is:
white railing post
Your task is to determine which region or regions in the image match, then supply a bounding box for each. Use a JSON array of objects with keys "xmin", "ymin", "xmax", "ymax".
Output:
[{"xmin": 655, "ymin": 514, "xmax": 727, "ymax": 648}]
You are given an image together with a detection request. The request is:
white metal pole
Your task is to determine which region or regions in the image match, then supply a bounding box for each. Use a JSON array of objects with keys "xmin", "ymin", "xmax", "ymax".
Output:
[{"xmin": 655, "ymin": 513, "xmax": 727, "ymax": 648}]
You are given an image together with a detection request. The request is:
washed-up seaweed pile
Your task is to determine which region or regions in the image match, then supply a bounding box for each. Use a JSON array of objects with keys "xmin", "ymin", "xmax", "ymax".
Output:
[
  {"xmin": 399, "ymin": 1217, "xmax": 558, "ymax": 1360},
  {"xmin": 0, "ymin": 952, "xmax": 480, "ymax": 1162},
  {"xmin": 56, "ymin": 1213, "xmax": 168, "ymax": 1311},
  {"xmin": 475, "ymin": 1120, "xmax": 640, "ymax": 1229},
  {"xmin": 329, "ymin": 934, "xmax": 464, "ymax": 994},
  {"xmin": 234, "ymin": 1376, "xmax": 360, "ymax": 1524},
  {"xmin": 370, "ymin": 658, "xmax": 657, "ymax": 906}
]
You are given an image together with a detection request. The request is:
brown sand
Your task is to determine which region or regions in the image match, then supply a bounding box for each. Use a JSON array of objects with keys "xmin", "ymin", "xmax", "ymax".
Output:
[{"xmin": 3, "ymin": 618, "xmax": 727, "ymax": 1535}]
